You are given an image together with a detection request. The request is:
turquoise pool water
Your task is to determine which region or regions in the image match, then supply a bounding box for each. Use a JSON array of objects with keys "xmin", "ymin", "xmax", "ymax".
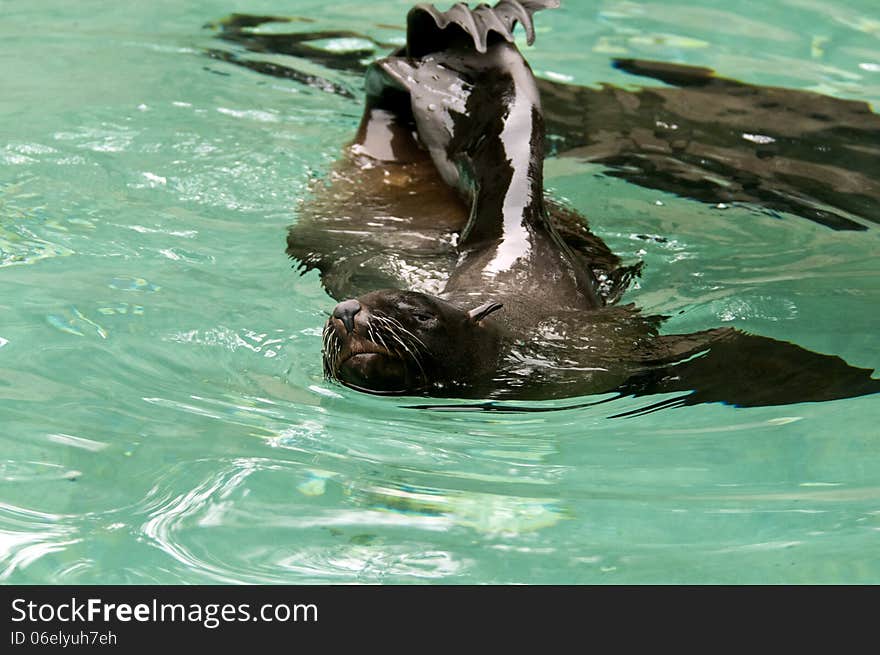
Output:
[{"xmin": 1, "ymin": 0, "xmax": 878, "ymax": 584}]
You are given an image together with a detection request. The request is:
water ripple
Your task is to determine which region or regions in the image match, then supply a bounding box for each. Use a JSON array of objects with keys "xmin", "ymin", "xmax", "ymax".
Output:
[
  {"xmin": 131, "ymin": 459, "xmax": 479, "ymax": 583},
  {"xmin": 0, "ymin": 502, "xmax": 79, "ymax": 581}
]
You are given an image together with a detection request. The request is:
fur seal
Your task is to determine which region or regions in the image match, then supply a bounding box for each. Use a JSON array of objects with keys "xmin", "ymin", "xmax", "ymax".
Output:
[
  {"xmin": 277, "ymin": 1, "xmax": 880, "ymax": 410},
  {"xmin": 212, "ymin": 12, "xmax": 880, "ymax": 233}
]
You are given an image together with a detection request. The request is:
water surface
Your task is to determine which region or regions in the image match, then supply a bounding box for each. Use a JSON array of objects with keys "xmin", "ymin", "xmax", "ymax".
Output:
[{"xmin": 1, "ymin": 0, "xmax": 879, "ymax": 583}]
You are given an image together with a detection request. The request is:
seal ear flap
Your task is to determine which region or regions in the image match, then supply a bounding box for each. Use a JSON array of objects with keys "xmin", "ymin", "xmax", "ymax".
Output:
[{"xmin": 467, "ymin": 301, "xmax": 504, "ymax": 324}]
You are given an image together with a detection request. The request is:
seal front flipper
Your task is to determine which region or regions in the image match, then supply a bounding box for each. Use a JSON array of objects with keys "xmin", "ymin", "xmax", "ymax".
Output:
[
  {"xmin": 406, "ymin": 0, "xmax": 560, "ymax": 56},
  {"xmin": 615, "ymin": 328, "xmax": 880, "ymax": 413},
  {"xmin": 377, "ymin": 0, "xmax": 561, "ymax": 200},
  {"xmin": 353, "ymin": 0, "xmax": 561, "ymax": 166},
  {"xmin": 375, "ymin": 2, "xmax": 601, "ymax": 309}
]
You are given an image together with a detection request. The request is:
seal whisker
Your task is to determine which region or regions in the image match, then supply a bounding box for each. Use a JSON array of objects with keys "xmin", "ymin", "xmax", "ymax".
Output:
[
  {"xmin": 374, "ymin": 315, "xmax": 424, "ymax": 358},
  {"xmin": 321, "ymin": 322, "xmax": 341, "ymax": 379},
  {"xmin": 377, "ymin": 314, "xmax": 429, "ymax": 351},
  {"xmin": 368, "ymin": 323, "xmax": 393, "ymax": 356},
  {"xmin": 368, "ymin": 313, "xmax": 429, "ymax": 383}
]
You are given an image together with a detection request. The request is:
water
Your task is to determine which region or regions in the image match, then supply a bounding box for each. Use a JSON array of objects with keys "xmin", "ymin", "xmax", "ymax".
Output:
[{"xmin": 1, "ymin": 0, "xmax": 879, "ymax": 584}]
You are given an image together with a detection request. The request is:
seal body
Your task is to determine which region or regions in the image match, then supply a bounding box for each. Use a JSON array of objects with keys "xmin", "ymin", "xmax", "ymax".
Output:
[
  {"xmin": 310, "ymin": 1, "xmax": 677, "ymax": 399},
  {"xmin": 286, "ymin": 1, "xmax": 880, "ymax": 408}
]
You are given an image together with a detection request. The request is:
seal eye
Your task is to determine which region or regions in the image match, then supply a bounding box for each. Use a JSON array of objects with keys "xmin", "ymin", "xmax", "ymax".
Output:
[{"xmin": 413, "ymin": 312, "xmax": 435, "ymax": 324}]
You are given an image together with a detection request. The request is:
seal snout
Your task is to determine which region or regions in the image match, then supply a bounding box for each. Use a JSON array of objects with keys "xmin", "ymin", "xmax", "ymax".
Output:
[{"xmin": 332, "ymin": 298, "xmax": 362, "ymax": 334}]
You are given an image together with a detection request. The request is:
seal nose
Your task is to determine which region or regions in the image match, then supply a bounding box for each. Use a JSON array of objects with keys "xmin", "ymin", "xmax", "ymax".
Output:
[{"xmin": 332, "ymin": 299, "xmax": 361, "ymax": 334}]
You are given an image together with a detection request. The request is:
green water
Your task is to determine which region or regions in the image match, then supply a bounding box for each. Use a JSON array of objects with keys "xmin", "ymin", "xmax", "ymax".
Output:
[{"xmin": 1, "ymin": 0, "xmax": 879, "ymax": 584}]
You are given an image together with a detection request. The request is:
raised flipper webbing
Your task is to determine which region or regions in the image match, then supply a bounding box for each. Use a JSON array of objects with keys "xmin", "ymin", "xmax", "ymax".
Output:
[{"xmin": 407, "ymin": 0, "xmax": 560, "ymax": 56}]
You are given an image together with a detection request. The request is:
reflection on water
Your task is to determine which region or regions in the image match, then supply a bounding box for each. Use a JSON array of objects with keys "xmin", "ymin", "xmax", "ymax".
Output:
[
  {"xmin": 213, "ymin": 8, "xmax": 880, "ymax": 232},
  {"xmin": 0, "ymin": 0, "xmax": 878, "ymax": 583},
  {"xmin": 0, "ymin": 503, "xmax": 80, "ymax": 580}
]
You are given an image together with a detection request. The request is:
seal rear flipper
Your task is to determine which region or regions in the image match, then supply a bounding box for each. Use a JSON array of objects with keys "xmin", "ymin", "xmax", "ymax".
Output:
[
  {"xmin": 407, "ymin": 0, "xmax": 560, "ymax": 56},
  {"xmin": 615, "ymin": 328, "xmax": 880, "ymax": 412}
]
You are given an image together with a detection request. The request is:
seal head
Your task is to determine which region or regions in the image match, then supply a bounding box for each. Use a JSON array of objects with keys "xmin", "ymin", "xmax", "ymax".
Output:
[{"xmin": 323, "ymin": 289, "xmax": 504, "ymax": 394}]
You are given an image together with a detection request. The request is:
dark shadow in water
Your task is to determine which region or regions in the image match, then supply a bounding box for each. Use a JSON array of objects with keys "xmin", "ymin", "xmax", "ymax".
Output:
[
  {"xmin": 407, "ymin": 330, "xmax": 880, "ymax": 416},
  {"xmin": 614, "ymin": 330, "xmax": 880, "ymax": 414},
  {"xmin": 205, "ymin": 48, "xmax": 357, "ymax": 98},
  {"xmin": 208, "ymin": 13, "xmax": 880, "ymax": 231},
  {"xmin": 543, "ymin": 59, "xmax": 880, "ymax": 231}
]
